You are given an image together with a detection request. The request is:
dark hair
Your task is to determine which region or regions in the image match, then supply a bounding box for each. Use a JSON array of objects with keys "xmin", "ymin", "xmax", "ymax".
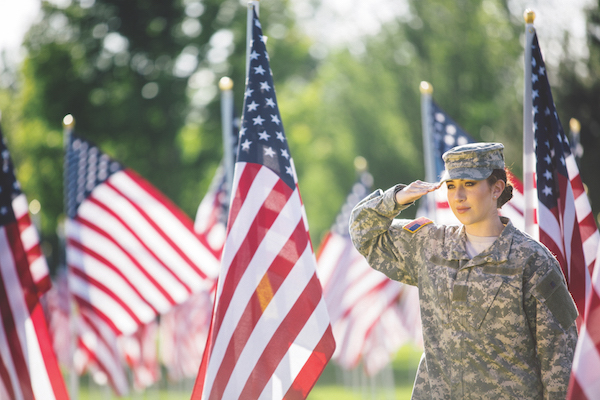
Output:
[{"xmin": 486, "ymin": 168, "xmax": 513, "ymax": 208}]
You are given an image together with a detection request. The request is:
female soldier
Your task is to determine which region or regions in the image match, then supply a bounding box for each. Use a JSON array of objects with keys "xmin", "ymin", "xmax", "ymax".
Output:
[{"xmin": 350, "ymin": 142, "xmax": 577, "ymax": 399}]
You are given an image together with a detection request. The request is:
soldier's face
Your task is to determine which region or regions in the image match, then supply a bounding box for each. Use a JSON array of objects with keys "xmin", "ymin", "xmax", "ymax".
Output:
[{"xmin": 445, "ymin": 179, "xmax": 497, "ymax": 228}]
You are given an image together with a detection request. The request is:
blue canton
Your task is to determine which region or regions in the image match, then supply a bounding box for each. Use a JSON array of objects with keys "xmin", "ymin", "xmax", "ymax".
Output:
[
  {"xmin": 65, "ymin": 135, "xmax": 123, "ymax": 218},
  {"xmin": 331, "ymin": 171, "xmax": 373, "ymax": 237},
  {"xmin": 531, "ymin": 33, "xmax": 571, "ymax": 211},
  {"xmin": 431, "ymin": 101, "xmax": 474, "ymax": 180},
  {"xmin": 0, "ymin": 128, "xmax": 21, "ymax": 226},
  {"xmin": 237, "ymin": 10, "xmax": 296, "ymax": 190}
]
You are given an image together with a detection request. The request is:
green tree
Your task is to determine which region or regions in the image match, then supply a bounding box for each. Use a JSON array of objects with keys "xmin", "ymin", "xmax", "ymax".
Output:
[
  {"xmin": 279, "ymin": 0, "xmax": 525, "ymax": 240},
  {"xmin": 4, "ymin": 0, "xmax": 316, "ymax": 270}
]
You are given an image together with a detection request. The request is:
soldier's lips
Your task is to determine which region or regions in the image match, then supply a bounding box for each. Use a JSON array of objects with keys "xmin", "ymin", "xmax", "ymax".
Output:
[{"xmin": 455, "ymin": 207, "xmax": 470, "ymax": 214}]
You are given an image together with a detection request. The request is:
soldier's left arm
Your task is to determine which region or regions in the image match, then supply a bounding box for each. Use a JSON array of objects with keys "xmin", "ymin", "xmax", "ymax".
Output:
[{"xmin": 526, "ymin": 260, "xmax": 578, "ymax": 399}]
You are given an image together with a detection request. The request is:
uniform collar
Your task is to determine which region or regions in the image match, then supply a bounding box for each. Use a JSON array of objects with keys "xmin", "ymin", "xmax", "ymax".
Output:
[{"xmin": 444, "ymin": 217, "xmax": 514, "ymax": 263}]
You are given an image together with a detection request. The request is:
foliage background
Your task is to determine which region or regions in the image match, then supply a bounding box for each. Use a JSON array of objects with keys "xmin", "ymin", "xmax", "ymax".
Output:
[{"xmin": 0, "ymin": 0, "xmax": 599, "ymax": 273}]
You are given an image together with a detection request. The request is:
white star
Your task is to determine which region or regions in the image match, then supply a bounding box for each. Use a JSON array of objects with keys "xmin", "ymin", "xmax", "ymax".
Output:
[
  {"xmin": 264, "ymin": 147, "xmax": 275, "ymax": 157},
  {"xmin": 260, "ymin": 81, "xmax": 271, "ymax": 91},
  {"xmin": 532, "ymin": 57, "xmax": 537, "ymax": 67},
  {"xmin": 255, "ymin": 19, "xmax": 261, "ymax": 29},
  {"xmin": 260, "ymin": 35, "xmax": 267, "ymax": 44},
  {"xmin": 270, "ymin": 115, "xmax": 280, "ymax": 125},
  {"xmin": 241, "ymin": 139, "xmax": 252, "ymax": 151},
  {"xmin": 276, "ymin": 132, "xmax": 285, "ymax": 142},
  {"xmin": 544, "ymin": 154, "xmax": 552, "ymax": 164},
  {"xmin": 258, "ymin": 131, "xmax": 270, "ymax": 141},
  {"xmin": 0, "ymin": 206, "xmax": 7, "ymax": 215},
  {"xmin": 253, "ymin": 115, "xmax": 265, "ymax": 125},
  {"xmin": 532, "ymin": 74, "xmax": 538, "ymax": 83},
  {"xmin": 539, "ymin": 66, "xmax": 545, "ymax": 75},
  {"xmin": 544, "ymin": 107, "xmax": 550, "ymax": 116},
  {"xmin": 544, "ymin": 170, "xmax": 552, "ymax": 180},
  {"xmin": 532, "ymin": 90, "xmax": 539, "ymax": 99},
  {"xmin": 247, "ymin": 101, "xmax": 259, "ymax": 112},
  {"xmin": 244, "ymin": 88, "xmax": 254, "ymax": 98},
  {"xmin": 560, "ymin": 156, "xmax": 565, "ymax": 166},
  {"xmin": 281, "ymin": 149, "xmax": 289, "ymax": 159},
  {"xmin": 254, "ymin": 65, "xmax": 266, "ymax": 75},
  {"xmin": 532, "ymin": 105, "xmax": 538, "ymax": 115},
  {"xmin": 543, "ymin": 185, "xmax": 552, "ymax": 196},
  {"xmin": 533, "ymin": 122, "xmax": 538, "ymax": 132},
  {"xmin": 249, "ymin": 50, "xmax": 260, "ymax": 60},
  {"xmin": 286, "ymin": 166, "xmax": 293, "ymax": 176},
  {"xmin": 239, "ymin": 127, "xmax": 247, "ymax": 137},
  {"xmin": 265, "ymin": 98, "xmax": 276, "ymax": 108}
]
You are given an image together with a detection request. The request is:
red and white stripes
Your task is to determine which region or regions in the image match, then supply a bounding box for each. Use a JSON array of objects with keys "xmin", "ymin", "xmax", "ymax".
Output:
[{"xmin": 193, "ymin": 163, "xmax": 334, "ymax": 400}]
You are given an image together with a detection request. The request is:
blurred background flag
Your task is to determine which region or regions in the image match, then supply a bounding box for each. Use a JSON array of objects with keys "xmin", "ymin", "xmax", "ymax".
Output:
[
  {"xmin": 419, "ymin": 82, "xmax": 525, "ymax": 229},
  {"xmin": 191, "ymin": 5, "xmax": 335, "ymax": 399},
  {"xmin": 160, "ymin": 78, "xmax": 240, "ymax": 383},
  {"xmin": 64, "ymin": 132, "xmax": 220, "ymax": 336},
  {"xmin": 75, "ymin": 308, "xmax": 129, "ymax": 396},
  {"xmin": 0, "ymin": 125, "xmax": 69, "ymax": 399},
  {"xmin": 316, "ymin": 163, "xmax": 422, "ymax": 376}
]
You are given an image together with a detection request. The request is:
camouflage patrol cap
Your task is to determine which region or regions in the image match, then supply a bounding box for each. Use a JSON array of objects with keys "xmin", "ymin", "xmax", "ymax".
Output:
[{"xmin": 441, "ymin": 142, "xmax": 504, "ymax": 182}]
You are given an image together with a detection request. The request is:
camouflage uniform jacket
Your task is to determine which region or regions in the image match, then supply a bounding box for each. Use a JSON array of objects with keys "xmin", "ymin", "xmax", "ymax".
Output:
[{"xmin": 350, "ymin": 186, "xmax": 578, "ymax": 400}]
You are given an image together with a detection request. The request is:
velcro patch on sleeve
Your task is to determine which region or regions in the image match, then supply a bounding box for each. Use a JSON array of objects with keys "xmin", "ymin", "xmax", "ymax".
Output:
[{"xmin": 403, "ymin": 216, "xmax": 433, "ymax": 233}]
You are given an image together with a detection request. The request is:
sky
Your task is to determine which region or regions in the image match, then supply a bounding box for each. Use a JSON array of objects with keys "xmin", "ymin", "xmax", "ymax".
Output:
[
  {"xmin": 0, "ymin": 0, "xmax": 40, "ymax": 64},
  {"xmin": 0, "ymin": 0, "xmax": 596, "ymax": 69}
]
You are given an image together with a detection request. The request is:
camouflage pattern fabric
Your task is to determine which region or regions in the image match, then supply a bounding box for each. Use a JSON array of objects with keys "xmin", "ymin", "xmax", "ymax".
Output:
[
  {"xmin": 441, "ymin": 142, "xmax": 504, "ymax": 182},
  {"xmin": 350, "ymin": 185, "xmax": 578, "ymax": 400}
]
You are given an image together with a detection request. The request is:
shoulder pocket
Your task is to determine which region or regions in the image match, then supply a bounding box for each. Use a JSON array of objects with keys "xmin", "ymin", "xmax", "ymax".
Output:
[{"xmin": 532, "ymin": 269, "xmax": 578, "ymax": 330}]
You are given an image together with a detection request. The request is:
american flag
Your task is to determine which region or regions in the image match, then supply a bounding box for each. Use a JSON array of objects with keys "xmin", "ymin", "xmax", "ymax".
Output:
[
  {"xmin": 529, "ymin": 33, "xmax": 599, "ymax": 321},
  {"xmin": 0, "ymin": 129, "xmax": 69, "ymax": 399},
  {"xmin": 317, "ymin": 170, "xmax": 421, "ymax": 375},
  {"xmin": 76, "ymin": 308, "xmax": 129, "ymax": 395},
  {"xmin": 524, "ymin": 32, "xmax": 600, "ymax": 399},
  {"xmin": 120, "ymin": 320, "xmax": 161, "ymax": 391},
  {"xmin": 424, "ymin": 101, "xmax": 525, "ymax": 230},
  {"xmin": 569, "ymin": 246, "xmax": 600, "ymax": 399},
  {"xmin": 191, "ymin": 9, "xmax": 335, "ymax": 399},
  {"xmin": 160, "ymin": 290, "xmax": 214, "ymax": 381},
  {"xmin": 65, "ymin": 134, "xmax": 220, "ymax": 336}
]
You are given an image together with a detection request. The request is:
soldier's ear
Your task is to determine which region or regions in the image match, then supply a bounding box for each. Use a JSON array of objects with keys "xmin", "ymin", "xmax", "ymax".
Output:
[{"xmin": 492, "ymin": 180, "xmax": 505, "ymax": 198}]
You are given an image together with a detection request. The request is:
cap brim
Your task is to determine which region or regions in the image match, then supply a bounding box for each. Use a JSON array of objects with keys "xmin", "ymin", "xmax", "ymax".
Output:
[{"xmin": 439, "ymin": 167, "xmax": 493, "ymax": 183}]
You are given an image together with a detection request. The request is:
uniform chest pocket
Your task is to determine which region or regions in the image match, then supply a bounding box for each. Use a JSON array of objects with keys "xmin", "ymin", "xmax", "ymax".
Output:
[{"xmin": 453, "ymin": 275, "xmax": 505, "ymax": 330}]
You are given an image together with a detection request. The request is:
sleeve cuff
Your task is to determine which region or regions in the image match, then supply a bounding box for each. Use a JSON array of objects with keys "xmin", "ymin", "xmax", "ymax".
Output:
[{"xmin": 393, "ymin": 184, "xmax": 415, "ymax": 207}]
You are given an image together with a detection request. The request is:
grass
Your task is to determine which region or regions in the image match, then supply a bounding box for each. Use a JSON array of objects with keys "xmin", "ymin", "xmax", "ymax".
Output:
[{"xmin": 75, "ymin": 344, "xmax": 421, "ymax": 400}]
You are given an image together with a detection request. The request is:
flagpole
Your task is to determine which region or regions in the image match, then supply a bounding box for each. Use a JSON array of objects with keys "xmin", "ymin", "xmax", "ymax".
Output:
[
  {"xmin": 523, "ymin": 9, "xmax": 538, "ymax": 239},
  {"xmin": 420, "ymin": 81, "xmax": 436, "ymax": 220},
  {"xmin": 219, "ymin": 76, "xmax": 235, "ymax": 202},
  {"xmin": 62, "ymin": 114, "xmax": 79, "ymax": 400}
]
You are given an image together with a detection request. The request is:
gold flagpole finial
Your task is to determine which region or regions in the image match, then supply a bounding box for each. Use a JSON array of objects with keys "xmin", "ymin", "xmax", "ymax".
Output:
[
  {"xmin": 569, "ymin": 118, "xmax": 581, "ymax": 133},
  {"xmin": 354, "ymin": 156, "xmax": 368, "ymax": 173},
  {"xmin": 419, "ymin": 81, "xmax": 433, "ymax": 95},
  {"xmin": 219, "ymin": 77, "xmax": 234, "ymax": 91},
  {"xmin": 62, "ymin": 114, "xmax": 75, "ymax": 129},
  {"xmin": 524, "ymin": 9, "xmax": 535, "ymax": 24}
]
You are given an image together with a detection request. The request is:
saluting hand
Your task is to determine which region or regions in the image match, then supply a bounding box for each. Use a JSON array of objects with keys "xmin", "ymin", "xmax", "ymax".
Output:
[{"xmin": 395, "ymin": 180, "xmax": 441, "ymax": 205}]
